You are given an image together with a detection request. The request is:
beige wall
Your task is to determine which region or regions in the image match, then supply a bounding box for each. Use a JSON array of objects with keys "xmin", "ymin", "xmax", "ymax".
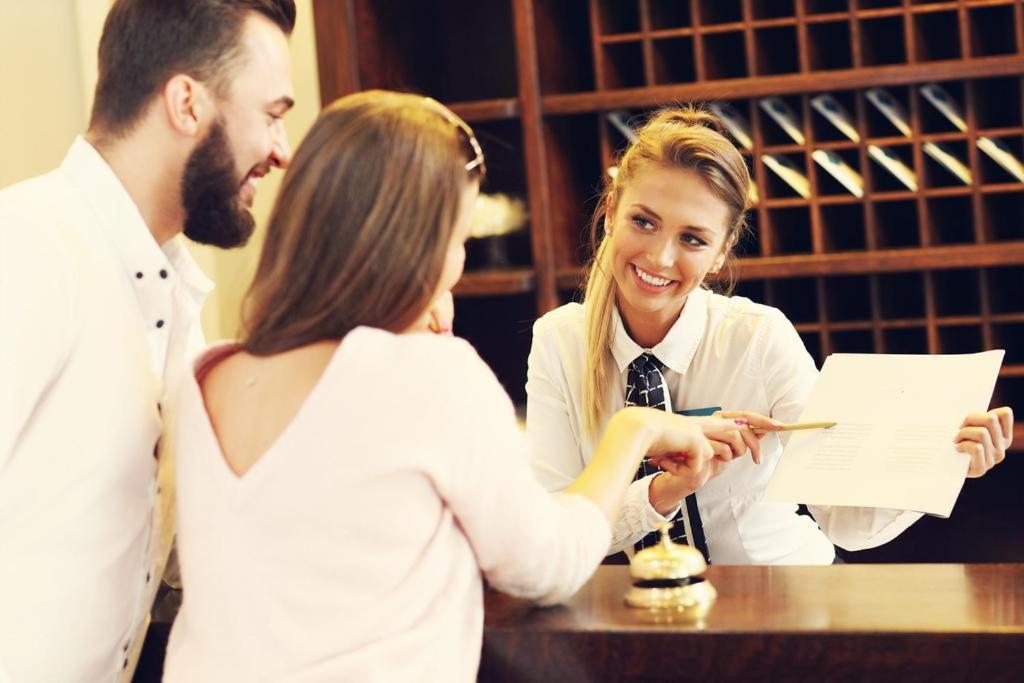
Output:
[
  {"xmin": 0, "ymin": 0, "xmax": 323, "ymax": 339},
  {"xmin": 0, "ymin": 1, "xmax": 87, "ymax": 187}
]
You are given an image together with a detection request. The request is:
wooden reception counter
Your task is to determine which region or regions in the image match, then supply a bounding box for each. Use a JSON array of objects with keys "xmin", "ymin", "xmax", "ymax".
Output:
[{"xmin": 481, "ymin": 564, "xmax": 1024, "ymax": 682}]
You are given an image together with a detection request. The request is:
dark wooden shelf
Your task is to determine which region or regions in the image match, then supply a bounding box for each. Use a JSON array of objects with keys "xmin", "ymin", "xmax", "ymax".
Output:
[
  {"xmin": 698, "ymin": 22, "xmax": 748, "ymax": 34},
  {"xmin": 971, "ymin": 126, "xmax": 1024, "ymax": 137},
  {"xmin": 714, "ymin": 316, "xmax": 1020, "ymax": 335},
  {"xmin": 763, "ymin": 197, "xmax": 812, "ymax": 208},
  {"xmin": 762, "ymin": 144, "xmax": 805, "ymax": 154},
  {"xmin": 454, "ymin": 267, "xmax": 535, "ymax": 297},
  {"xmin": 751, "ymin": 17, "xmax": 799, "ymax": 29},
  {"xmin": 647, "ymin": 27, "xmax": 696, "ymax": 40},
  {"xmin": 908, "ymin": 1, "xmax": 967, "ymax": 14},
  {"xmin": 981, "ymin": 183, "xmax": 1024, "ymax": 194},
  {"xmin": 869, "ymin": 191, "xmax": 918, "ymax": 201},
  {"xmin": 735, "ymin": 243, "xmax": 1024, "ymax": 279},
  {"xmin": 921, "ymin": 187, "xmax": 975, "ymax": 198},
  {"xmin": 448, "ymin": 98, "xmax": 520, "ymax": 122},
  {"xmin": 815, "ymin": 140, "xmax": 861, "ymax": 150},
  {"xmin": 817, "ymin": 195, "xmax": 862, "ymax": 205},
  {"xmin": 865, "ymin": 130, "xmax": 1013, "ymax": 145},
  {"xmin": 855, "ymin": 7, "xmax": 906, "ymax": 20},
  {"xmin": 558, "ymin": 243, "xmax": 1024, "ymax": 287},
  {"xmin": 599, "ymin": 32, "xmax": 646, "ymax": 44},
  {"xmin": 803, "ymin": 11, "xmax": 852, "ymax": 24},
  {"xmin": 936, "ymin": 315, "xmax": 986, "ymax": 327},
  {"xmin": 543, "ymin": 57, "xmax": 1024, "ymax": 115}
]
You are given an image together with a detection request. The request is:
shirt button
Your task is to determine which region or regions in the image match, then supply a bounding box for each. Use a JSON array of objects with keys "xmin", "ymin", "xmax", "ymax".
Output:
[
  {"xmin": 160, "ymin": 269, "xmax": 168, "ymax": 279},
  {"xmin": 135, "ymin": 272, "xmax": 143, "ymax": 279},
  {"xmin": 123, "ymin": 641, "xmax": 129, "ymax": 653},
  {"xmin": 156, "ymin": 320, "xmax": 165, "ymax": 329},
  {"xmin": 122, "ymin": 658, "xmax": 129, "ymax": 669},
  {"xmin": 146, "ymin": 572, "xmax": 151, "ymax": 583}
]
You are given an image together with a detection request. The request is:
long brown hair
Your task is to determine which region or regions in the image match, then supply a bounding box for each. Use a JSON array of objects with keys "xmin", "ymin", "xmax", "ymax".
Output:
[
  {"xmin": 581, "ymin": 105, "xmax": 752, "ymax": 437},
  {"xmin": 241, "ymin": 90, "xmax": 484, "ymax": 355}
]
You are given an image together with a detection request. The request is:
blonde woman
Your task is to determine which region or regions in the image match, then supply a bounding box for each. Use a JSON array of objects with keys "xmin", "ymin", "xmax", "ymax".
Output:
[
  {"xmin": 163, "ymin": 92, "xmax": 733, "ymax": 681},
  {"xmin": 526, "ymin": 107, "xmax": 1013, "ymax": 565}
]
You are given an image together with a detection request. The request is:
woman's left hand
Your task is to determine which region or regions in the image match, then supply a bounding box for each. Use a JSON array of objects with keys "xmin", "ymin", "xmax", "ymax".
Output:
[
  {"xmin": 955, "ymin": 406, "xmax": 1014, "ymax": 478},
  {"xmin": 406, "ymin": 291, "xmax": 455, "ymax": 335},
  {"xmin": 426, "ymin": 291, "xmax": 455, "ymax": 335},
  {"xmin": 707, "ymin": 410, "xmax": 781, "ymax": 465}
]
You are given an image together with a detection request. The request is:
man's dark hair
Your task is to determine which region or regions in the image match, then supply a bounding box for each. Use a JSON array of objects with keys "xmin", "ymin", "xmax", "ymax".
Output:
[{"xmin": 89, "ymin": 0, "xmax": 296, "ymax": 137}]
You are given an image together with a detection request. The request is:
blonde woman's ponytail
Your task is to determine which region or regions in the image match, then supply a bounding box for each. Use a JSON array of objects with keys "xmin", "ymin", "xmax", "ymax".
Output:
[{"xmin": 582, "ymin": 236, "xmax": 618, "ymax": 439}]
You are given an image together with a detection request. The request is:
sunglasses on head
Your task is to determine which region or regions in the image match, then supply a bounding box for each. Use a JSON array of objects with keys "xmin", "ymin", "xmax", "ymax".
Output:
[{"xmin": 424, "ymin": 97, "xmax": 486, "ymax": 176}]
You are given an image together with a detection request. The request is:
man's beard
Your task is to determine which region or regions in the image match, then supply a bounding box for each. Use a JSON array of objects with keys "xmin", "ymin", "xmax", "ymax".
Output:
[{"xmin": 181, "ymin": 120, "xmax": 255, "ymax": 248}]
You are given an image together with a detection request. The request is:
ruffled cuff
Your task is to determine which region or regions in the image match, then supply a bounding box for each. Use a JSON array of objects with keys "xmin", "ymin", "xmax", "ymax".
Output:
[{"xmin": 608, "ymin": 473, "xmax": 683, "ymax": 555}]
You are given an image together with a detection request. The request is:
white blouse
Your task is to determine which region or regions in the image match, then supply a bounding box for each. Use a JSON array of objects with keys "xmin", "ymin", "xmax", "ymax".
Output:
[
  {"xmin": 165, "ymin": 328, "xmax": 610, "ymax": 682},
  {"xmin": 526, "ymin": 287, "xmax": 923, "ymax": 564}
]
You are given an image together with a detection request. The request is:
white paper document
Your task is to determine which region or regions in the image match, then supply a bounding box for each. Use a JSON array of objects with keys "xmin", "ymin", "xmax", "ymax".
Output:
[{"xmin": 764, "ymin": 351, "xmax": 1004, "ymax": 517}]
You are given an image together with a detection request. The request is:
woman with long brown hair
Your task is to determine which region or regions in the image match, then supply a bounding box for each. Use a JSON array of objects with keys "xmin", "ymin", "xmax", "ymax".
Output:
[
  {"xmin": 526, "ymin": 106, "xmax": 1013, "ymax": 565},
  {"xmin": 163, "ymin": 91, "xmax": 731, "ymax": 681}
]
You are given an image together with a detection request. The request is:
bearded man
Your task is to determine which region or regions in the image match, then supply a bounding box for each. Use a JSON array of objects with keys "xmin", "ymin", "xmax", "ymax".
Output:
[{"xmin": 0, "ymin": 1, "xmax": 296, "ymax": 680}]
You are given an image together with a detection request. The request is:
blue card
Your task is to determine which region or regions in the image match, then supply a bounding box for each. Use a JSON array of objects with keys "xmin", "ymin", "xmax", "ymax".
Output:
[{"xmin": 676, "ymin": 406, "xmax": 721, "ymax": 417}]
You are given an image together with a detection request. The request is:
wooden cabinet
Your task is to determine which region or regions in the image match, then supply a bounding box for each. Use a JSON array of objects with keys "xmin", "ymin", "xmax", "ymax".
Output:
[{"xmin": 312, "ymin": 0, "xmax": 1024, "ymax": 427}]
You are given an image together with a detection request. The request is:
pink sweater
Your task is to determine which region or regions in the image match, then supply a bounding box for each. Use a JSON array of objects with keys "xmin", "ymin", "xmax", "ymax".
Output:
[{"xmin": 164, "ymin": 328, "xmax": 611, "ymax": 682}]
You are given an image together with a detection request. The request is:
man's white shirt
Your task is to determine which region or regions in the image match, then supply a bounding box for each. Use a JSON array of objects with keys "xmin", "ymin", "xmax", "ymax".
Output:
[{"xmin": 0, "ymin": 137, "xmax": 211, "ymax": 681}]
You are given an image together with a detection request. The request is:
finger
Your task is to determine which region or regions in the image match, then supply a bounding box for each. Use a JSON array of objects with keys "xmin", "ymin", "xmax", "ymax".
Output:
[
  {"xmin": 963, "ymin": 439, "xmax": 993, "ymax": 477},
  {"xmin": 658, "ymin": 459, "xmax": 696, "ymax": 478},
  {"xmin": 427, "ymin": 313, "xmax": 443, "ymax": 334},
  {"xmin": 956, "ymin": 426, "xmax": 995, "ymax": 477},
  {"xmin": 693, "ymin": 467, "xmax": 713, "ymax": 489},
  {"xmin": 646, "ymin": 456, "xmax": 668, "ymax": 471},
  {"xmin": 709, "ymin": 439, "xmax": 734, "ymax": 462},
  {"xmin": 707, "ymin": 430, "xmax": 745, "ymax": 460},
  {"xmin": 697, "ymin": 417, "xmax": 744, "ymax": 435},
  {"xmin": 708, "ymin": 430, "xmax": 749, "ymax": 462},
  {"xmin": 709, "ymin": 459, "xmax": 728, "ymax": 478},
  {"xmin": 697, "ymin": 433, "xmax": 716, "ymax": 465},
  {"xmin": 960, "ymin": 412, "xmax": 980, "ymax": 429},
  {"xmin": 956, "ymin": 440, "xmax": 985, "ymax": 478},
  {"xmin": 993, "ymin": 406, "xmax": 1014, "ymax": 444},
  {"xmin": 648, "ymin": 455, "xmax": 690, "ymax": 477},
  {"xmin": 721, "ymin": 430, "xmax": 745, "ymax": 459},
  {"xmin": 972, "ymin": 425, "xmax": 997, "ymax": 472},
  {"xmin": 984, "ymin": 411, "xmax": 1009, "ymax": 466},
  {"xmin": 737, "ymin": 425, "xmax": 762, "ymax": 464},
  {"xmin": 665, "ymin": 460, "xmax": 712, "ymax": 488},
  {"xmin": 656, "ymin": 438, "xmax": 714, "ymax": 472},
  {"xmin": 960, "ymin": 411, "xmax": 996, "ymax": 434},
  {"xmin": 715, "ymin": 410, "xmax": 781, "ymax": 431},
  {"xmin": 964, "ymin": 411, "xmax": 1007, "ymax": 453}
]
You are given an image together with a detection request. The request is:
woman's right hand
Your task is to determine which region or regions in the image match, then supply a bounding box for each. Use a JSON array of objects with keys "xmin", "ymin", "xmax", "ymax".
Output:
[
  {"xmin": 623, "ymin": 408, "xmax": 740, "ymax": 473},
  {"xmin": 707, "ymin": 410, "xmax": 781, "ymax": 465},
  {"xmin": 565, "ymin": 409, "xmax": 732, "ymax": 525},
  {"xmin": 645, "ymin": 414, "xmax": 754, "ymax": 515}
]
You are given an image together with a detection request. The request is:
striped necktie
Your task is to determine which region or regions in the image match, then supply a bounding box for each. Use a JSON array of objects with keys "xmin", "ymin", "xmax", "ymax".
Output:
[{"xmin": 626, "ymin": 353, "xmax": 710, "ymax": 562}]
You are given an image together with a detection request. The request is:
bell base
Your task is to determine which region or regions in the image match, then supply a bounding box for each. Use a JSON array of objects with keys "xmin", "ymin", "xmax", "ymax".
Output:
[{"xmin": 624, "ymin": 579, "xmax": 717, "ymax": 614}]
